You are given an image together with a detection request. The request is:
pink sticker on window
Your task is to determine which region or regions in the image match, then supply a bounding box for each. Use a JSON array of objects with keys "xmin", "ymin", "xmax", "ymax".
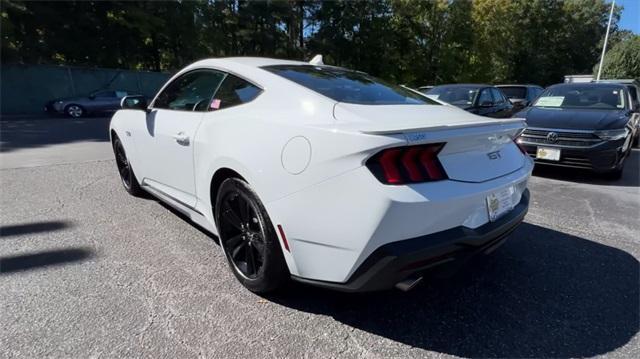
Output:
[{"xmin": 211, "ymin": 99, "xmax": 221, "ymax": 109}]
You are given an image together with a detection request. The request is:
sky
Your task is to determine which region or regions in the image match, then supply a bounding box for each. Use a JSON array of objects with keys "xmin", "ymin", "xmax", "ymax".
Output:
[{"xmin": 616, "ymin": 0, "xmax": 639, "ymax": 33}]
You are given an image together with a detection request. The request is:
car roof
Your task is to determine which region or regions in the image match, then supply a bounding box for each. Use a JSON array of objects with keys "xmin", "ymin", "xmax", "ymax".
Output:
[
  {"xmin": 188, "ymin": 56, "xmax": 309, "ymax": 69},
  {"xmin": 593, "ymin": 79, "xmax": 639, "ymax": 85},
  {"xmin": 496, "ymin": 84, "xmax": 542, "ymax": 88},
  {"xmin": 548, "ymin": 82, "xmax": 626, "ymax": 89},
  {"xmin": 433, "ymin": 83, "xmax": 493, "ymax": 88}
]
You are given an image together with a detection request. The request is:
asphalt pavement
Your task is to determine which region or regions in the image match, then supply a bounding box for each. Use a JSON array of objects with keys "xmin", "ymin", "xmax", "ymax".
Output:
[{"xmin": 1, "ymin": 116, "xmax": 638, "ymax": 358}]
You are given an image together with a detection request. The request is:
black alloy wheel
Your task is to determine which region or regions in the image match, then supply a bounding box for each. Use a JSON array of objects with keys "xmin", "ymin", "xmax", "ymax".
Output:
[
  {"xmin": 112, "ymin": 136, "xmax": 143, "ymax": 196},
  {"xmin": 220, "ymin": 190, "xmax": 265, "ymax": 278},
  {"xmin": 216, "ymin": 178, "xmax": 288, "ymax": 293}
]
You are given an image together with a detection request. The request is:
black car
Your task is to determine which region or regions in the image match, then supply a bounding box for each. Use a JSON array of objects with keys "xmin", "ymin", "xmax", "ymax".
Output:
[
  {"xmin": 425, "ymin": 84, "xmax": 514, "ymax": 118},
  {"xmin": 45, "ymin": 90, "xmax": 141, "ymax": 118},
  {"xmin": 496, "ymin": 84, "xmax": 544, "ymax": 111},
  {"xmin": 516, "ymin": 83, "xmax": 638, "ymax": 179}
]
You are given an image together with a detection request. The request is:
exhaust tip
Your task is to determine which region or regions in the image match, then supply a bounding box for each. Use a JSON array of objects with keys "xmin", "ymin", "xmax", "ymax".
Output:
[{"xmin": 395, "ymin": 276, "xmax": 423, "ymax": 292}]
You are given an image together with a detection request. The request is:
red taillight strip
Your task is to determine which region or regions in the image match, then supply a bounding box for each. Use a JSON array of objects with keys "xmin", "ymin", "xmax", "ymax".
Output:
[
  {"xmin": 277, "ymin": 224, "xmax": 290, "ymax": 252},
  {"xmin": 366, "ymin": 143, "xmax": 448, "ymax": 185},
  {"xmin": 379, "ymin": 148, "xmax": 403, "ymax": 184},
  {"xmin": 401, "ymin": 147, "xmax": 423, "ymax": 181},
  {"xmin": 418, "ymin": 145, "xmax": 445, "ymax": 180}
]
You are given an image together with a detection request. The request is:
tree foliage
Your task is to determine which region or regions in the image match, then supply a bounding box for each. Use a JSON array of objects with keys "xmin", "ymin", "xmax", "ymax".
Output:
[
  {"xmin": 0, "ymin": 0, "xmax": 627, "ymax": 86},
  {"xmin": 593, "ymin": 34, "xmax": 640, "ymax": 79}
]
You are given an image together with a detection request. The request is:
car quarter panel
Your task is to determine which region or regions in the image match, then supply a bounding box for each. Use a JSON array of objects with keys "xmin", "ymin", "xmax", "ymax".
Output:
[{"xmin": 191, "ymin": 90, "xmax": 406, "ymax": 228}]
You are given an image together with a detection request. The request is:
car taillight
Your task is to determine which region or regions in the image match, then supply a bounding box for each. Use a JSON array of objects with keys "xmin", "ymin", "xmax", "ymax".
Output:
[{"xmin": 366, "ymin": 143, "xmax": 448, "ymax": 185}]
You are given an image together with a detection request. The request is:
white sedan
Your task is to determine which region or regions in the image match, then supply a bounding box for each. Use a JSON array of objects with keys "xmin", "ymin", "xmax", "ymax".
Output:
[{"xmin": 110, "ymin": 57, "xmax": 533, "ymax": 293}]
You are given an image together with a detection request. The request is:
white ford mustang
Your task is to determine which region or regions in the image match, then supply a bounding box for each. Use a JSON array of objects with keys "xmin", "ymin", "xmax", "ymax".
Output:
[{"xmin": 110, "ymin": 56, "xmax": 533, "ymax": 293}]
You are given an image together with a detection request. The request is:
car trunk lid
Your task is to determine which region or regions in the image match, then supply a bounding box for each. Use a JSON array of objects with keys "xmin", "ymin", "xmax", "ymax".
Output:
[{"xmin": 333, "ymin": 103, "xmax": 526, "ymax": 183}]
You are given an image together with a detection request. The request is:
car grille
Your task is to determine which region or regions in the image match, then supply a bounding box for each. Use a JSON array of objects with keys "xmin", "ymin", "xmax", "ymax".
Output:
[{"xmin": 520, "ymin": 128, "xmax": 601, "ymax": 147}]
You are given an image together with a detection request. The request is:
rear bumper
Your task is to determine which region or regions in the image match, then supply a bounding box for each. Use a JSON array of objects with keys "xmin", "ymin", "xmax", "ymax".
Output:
[{"xmin": 293, "ymin": 189, "xmax": 529, "ymax": 292}]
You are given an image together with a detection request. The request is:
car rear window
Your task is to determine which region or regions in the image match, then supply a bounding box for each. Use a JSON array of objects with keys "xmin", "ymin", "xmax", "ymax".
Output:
[
  {"xmin": 499, "ymin": 86, "xmax": 527, "ymax": 99},
  {"xmin": 262, "ymin": 65, "xmax": 439, "ymax": 105},
  {"xmin": 426, "ymin": 86, "xmax": 480, "ymax": 106}
]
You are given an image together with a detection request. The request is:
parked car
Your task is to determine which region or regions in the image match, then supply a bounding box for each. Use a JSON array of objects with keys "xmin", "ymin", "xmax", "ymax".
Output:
[
  {"xmin": 425, "ymin": 84, "xmax": 514, "ymax": 118},
  {"xmin": 110, "ymin": 57, "xmax": 533, "ymax": 293},
  {"xmin": 516, "ymin": 83, "xmax": 638, "ymax": 179},
  {"xmin": 496, "ymin": 84, "xmax": 544, "ymax": 111},
  {"xmin": 45, "ymin": 90, "xmax": 139, "ymax": 118}
]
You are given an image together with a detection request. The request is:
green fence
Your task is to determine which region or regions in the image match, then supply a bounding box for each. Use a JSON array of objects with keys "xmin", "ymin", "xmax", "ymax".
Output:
[{"xmin": 0, "ymin": 64, "xmax": 170, "ymax": 115}]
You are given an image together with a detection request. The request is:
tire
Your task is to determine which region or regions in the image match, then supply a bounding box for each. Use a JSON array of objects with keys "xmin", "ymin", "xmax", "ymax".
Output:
[
  {"xmin": 65, "ymin": 104, "xmax": 84, "ymax": 118},
  {"xmin": 215, "ymin": 178, "xmax": 289, "ymax": 293},
  {"xmin": 112, "ymin": 136, "xmax": 144, "ymax": 196}
]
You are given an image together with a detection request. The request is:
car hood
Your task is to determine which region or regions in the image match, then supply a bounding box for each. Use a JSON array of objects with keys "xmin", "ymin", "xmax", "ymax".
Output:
[{"xmin": 517, "ymin": 107, "xmax": 630, "ymax": 130}]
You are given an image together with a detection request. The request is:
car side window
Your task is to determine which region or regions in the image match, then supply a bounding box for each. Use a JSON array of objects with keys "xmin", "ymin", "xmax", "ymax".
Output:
[
  {"xmin": 154, "ymin": 70, "xmax": 225, "ymax": 112},
  {"xmin": 95, "ymin": 90, "xmax": 116, "ymax": 98},
  {"xmin": 478, "ymin": 89, "xmax": 493, "ymax": 105},
  {"xmin": 211, "ymin": 74, "xmax": 262, "ymax": 110},
  {"xmin": 491, "ymin": 88, "xmax": 505, "ymax": 104}
]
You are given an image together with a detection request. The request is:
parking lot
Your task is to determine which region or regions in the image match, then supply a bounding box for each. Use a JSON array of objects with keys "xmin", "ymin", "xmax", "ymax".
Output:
[{"xmin": 1, "ymin": 116, "xmax": 639, "ymax": 358}]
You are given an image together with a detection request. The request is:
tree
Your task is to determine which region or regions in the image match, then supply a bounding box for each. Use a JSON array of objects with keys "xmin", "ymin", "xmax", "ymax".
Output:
[
  {"xmin": 593, "ymin": 34, "xmax": 640, "ymax": 79},
  {"xmin": 0, "ymin": 0, "xmax": 625, "ymax": 86}
]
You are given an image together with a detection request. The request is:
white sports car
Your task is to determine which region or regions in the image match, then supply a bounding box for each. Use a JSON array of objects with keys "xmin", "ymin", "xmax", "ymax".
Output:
[{"xmin": 110, "ymin": 56, "xmax": 533, "ymax": 293}]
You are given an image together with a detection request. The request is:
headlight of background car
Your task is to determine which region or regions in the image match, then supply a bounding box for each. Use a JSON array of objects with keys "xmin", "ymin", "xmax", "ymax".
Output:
[{"xmin": 594, "ymin": 128, "xmax": 629, "ymax": 140}]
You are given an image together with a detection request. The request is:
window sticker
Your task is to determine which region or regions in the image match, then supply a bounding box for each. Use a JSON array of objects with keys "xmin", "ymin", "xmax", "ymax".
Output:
[
  {"xmin": 536, "ymin": 96, "xmax": 564, "ymax": 107},
  {"xmin": 425, "ymin": 94, "xmax": 439, "ymax": 100},
  {"xmin": 211, "ymin": 99, "xmax": 221, "ymax": 110},
  {"xmin": 614, "ymin": 90, "xmax": 624, "ymax": 108}
]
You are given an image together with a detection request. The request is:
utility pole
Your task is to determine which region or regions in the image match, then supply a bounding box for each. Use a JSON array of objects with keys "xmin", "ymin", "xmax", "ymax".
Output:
[{"xmin": 596, "ymin": 0, "xmax": 615, "ymax": 81}]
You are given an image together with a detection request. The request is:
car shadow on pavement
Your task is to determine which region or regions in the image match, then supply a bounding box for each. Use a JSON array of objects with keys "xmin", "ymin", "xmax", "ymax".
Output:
[
  {"xmin": 0, "ymin": 220, "xmax": 72, "ymax": 238},
  {"xmin": 532, "ymin": 148, "xmax": 639, "ymax": 187},
  {"xmin": 0, "ymin": 248, "xmax": 94, "ymax": 274},
  {"xmin": 0, "ymin": 116, "xmax": 111, "ymax": 152},
  {"xmin": 268, "ymin": 222, "xmax": 639, "ymax": 358},
  {"xmin": 155, "ymin": 200, "xmax": 220, "ymax": 245}
]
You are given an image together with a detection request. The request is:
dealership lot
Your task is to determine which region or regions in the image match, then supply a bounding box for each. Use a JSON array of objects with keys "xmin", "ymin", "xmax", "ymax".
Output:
[{"xmin": 1, "ymin": 116, "xmax": 638, "ymax": 358}]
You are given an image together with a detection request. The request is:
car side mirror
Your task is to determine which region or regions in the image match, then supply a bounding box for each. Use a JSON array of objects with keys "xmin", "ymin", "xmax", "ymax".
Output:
[
  {"xmin": 480, "ymin": 101, "xmax": 494, "ymax": 107},
  {"xmin": 121, "ymin": 95, "xmax": 148, "ymax": 112}
]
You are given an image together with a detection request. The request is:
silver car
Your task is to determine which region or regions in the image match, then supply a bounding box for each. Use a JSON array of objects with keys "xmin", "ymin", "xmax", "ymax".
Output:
[{"xmin": 45, "ymin": 90, "xmax": 140, "ymax": 118}]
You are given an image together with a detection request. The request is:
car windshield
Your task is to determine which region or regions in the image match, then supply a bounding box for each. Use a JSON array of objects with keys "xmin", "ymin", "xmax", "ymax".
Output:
[
  {"xmin": 499, "ymin": 86, "xmax": 527, "ymax": 99},
  {"xmin": 262, "ymin": 65, "xmax": 439, "ymax": 105},
  {"xmin": 533, "ymin": 85, "xmax": 626, "ymax": 110},
  {"xmin": 425, "ymin": 86, "xmax": 480, "ymax": 106}
]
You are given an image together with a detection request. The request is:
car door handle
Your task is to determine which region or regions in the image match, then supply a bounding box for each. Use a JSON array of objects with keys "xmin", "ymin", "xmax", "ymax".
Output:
[{"xmin": 172, "ymin": 132, "xmax": 190, "ymax": 145}]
